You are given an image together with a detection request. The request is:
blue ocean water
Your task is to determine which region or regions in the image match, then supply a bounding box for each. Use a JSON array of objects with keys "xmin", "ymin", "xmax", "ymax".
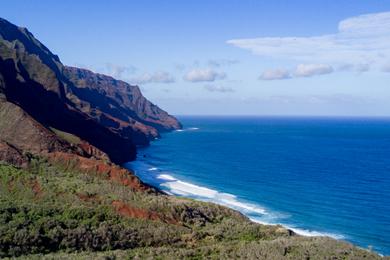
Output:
[{"xmin": 125, "ymin": 116, "xmax": 390, "ymax": 255}]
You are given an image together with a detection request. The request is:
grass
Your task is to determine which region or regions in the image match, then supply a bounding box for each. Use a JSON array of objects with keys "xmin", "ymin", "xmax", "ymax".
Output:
[
  {"xmin": 49, "ymin": 127, "xmax": 81, "ymax": 145},
  {"xmin": 0, "ymin": 159, "xmax": 385, "ymax": 259}
]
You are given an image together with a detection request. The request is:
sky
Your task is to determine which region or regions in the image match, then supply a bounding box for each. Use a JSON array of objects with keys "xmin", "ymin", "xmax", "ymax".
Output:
[{"xmin": 2, "ymin": 0, "xmax": 390, "ymax": 116}]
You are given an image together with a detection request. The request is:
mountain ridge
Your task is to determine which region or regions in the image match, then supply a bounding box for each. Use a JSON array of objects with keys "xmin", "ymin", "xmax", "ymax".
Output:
[
  {"xmin": 0, "ymin": 17, "xmax": 181, "ymax": 164},
  {"xmin": 0, "ymin": 17, "xmax": 386, "ymax": 259}
]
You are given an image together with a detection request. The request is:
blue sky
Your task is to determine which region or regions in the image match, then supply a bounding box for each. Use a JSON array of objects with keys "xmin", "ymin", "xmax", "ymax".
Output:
[{"xmin": 2, "ymin": 0, "xmax": 390, "ymax": 115}]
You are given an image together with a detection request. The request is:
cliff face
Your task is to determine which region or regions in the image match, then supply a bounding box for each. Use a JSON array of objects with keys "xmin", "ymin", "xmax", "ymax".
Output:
[
  {"xmin": 0, "ymin": 100, "xmax": 72, "ymax": 155},
  {"xmin": 64, "ymin": 66, "xmax": 181, "ymax": 144},
  {"xmin": 0, "ymin": 17, "xmax": 180, "ymax": 164},
  {"xmin": 0, "ymin": 18, "xmax": 386, "ymax": 259}
]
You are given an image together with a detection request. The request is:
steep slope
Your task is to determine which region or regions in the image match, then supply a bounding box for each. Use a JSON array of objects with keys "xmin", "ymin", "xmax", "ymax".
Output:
[
  {"xmin": 0, "ymin": 17, "xmax": 386, "ymax": 259},
  {"xmin": 0, "ymin": 17, "xmax": 180, "ymax": 163},
  {"xmin": 0, "ymin": 18, "xmax": 134, "ymax": 163},
  {"xmin": 64, "ymin": 66, "xmax": 181, "ymax": 144},
  {"xmin": 0, "ymin": 100, "xmax": 72, "ymax": 155},
  {"xmin": 0, "ymin": 159, "xmax": 385, "ymax": 259},
  {"xmin": 0, "ymin": 141, "xmax": 28, "ymax": 168},
  {"xmin": 0, "ymin": 99, "xmax": 109, "ymax": 161}
]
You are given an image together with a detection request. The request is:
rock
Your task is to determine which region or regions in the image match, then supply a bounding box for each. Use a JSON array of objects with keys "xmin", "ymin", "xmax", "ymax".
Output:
[
  {"xmin": 0, "ymin": 141, "xmax": 28, "ymax": 168},
  {"xmin": 64, "ymin": 67, "xmax": 182, "ymax": 144},
  {"xmin": 0, "ymin": 100, "xmax": 71, "ymax": 155},
  {"xmin": 0, "ymin": 17, "xmax": 181, "ymax": 163}
]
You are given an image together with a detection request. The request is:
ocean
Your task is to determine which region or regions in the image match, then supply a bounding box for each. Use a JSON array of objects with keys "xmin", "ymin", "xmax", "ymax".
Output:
[{"xmin": 125, "ymin": 116, "xmax": 390, "ymax": 255}]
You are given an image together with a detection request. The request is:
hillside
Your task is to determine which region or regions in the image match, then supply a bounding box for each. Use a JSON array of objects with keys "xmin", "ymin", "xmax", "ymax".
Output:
[
  {"xmin": 0, "ymin": 17, "xmax": 181, "ymax": 164},
  {"xmin": 0, "ymin": 17, "xmax": 386, "ymax": 259},
  {"xmin": 0, "ymin": 158, "xmax": 384, "ymax": 259}
]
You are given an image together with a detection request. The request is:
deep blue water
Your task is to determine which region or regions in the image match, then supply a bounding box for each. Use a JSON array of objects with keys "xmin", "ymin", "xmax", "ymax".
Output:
[{"xmin": 125, "ymin": 116, "xmax": 390, "ymax": 255}]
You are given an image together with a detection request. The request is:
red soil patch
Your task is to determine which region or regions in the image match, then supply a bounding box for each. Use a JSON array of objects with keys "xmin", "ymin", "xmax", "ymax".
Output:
[
  {"xmin": 112, "ymin": 200, "xmax": 160, "ymax": 221},
  {"xmin": 112, "ymin": 200, "xmax": 178, "ymax": 225},
  {"xmin": 77, "ymin": 141, "xmax": 108, "ymax": 161},
  {"xmin": 111, "ymin": 200, "xmax": 177, "ymax": 224},
  {"xmin": 31, "ymin": 179, "xmax": 43, "ymax": 198},
  {"xmin": 47, "ymin": 152, "xmax": 153, "ymax": 192}
]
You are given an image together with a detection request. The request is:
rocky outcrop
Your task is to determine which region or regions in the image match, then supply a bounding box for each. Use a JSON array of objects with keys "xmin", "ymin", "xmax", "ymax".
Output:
[
  {"xmin": 0, "ymin": 100, "xmax": 72, "ymax": 155},
  {"xmin": 0, "ymin": 17, "xmax": 181, "ymax": 163},
  {"xmin": 0, "ymin": 141, "xmax": 28, "ymax": 168},
  {"xmin": 0, "ymin": 99, "xmax": 109, "ymax": 161},
  {"xmin": 0, "ymin": 18, "xmax": 135, "ymax": 163},
  {"xmin": 64, "ymin": 67, "xmax": 181, "ymax": 144}
]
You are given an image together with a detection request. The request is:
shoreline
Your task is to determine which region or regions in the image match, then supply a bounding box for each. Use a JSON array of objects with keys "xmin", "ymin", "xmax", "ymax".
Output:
[
  {"xmin": 125, "ymin": 157, "xmax": 388, "ymax": 256},
  {"xmin": 125, "ymin": 157, "xmax": 346, "ymax": 240},
  {"xmin": 124, "ymin": 125, "xmax": 389, "ymax": 256}
]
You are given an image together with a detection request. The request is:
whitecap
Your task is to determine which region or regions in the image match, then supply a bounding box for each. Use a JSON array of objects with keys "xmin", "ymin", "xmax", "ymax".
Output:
[
  {"xmin": 175, "ymin": 127, "xmax": 199, "ymax": 132},
  {"xmin": 125, "ymin": 160, "xmax": 345, "ymax": 242},
  {"xmin": 285, "ymin": 227, "xmax": 345, "ymax": 239},
  {"xmin": 250, "ymin": 217, "xmax": 345, "ymax": 239},
  {"xmin": 161, "ymin": 179, "xmax": 219, "ymax": 198},
  {"xmin": 128, "ymin": 161, "xmax": 269, "ymax": 216},
  {"xmin": 157, "ymin": 174, "xmax": 177, "ymax": 181},
  {"xmin": 158, "ymin": 176, "xmax": 268, "ymax": 215}
]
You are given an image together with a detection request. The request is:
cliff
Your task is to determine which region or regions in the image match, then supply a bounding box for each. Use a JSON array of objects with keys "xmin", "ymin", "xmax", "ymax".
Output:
[
  {"xmin": 64, "ymin": 66, "xmax": 181, "ymax": 144},
  {"xmin": 0, "ymin": 18, "xmax": 386, "ymax": 259},
  {"xmin": 0, "ymin": 17, "xmax": 180, "ymax": 164}
]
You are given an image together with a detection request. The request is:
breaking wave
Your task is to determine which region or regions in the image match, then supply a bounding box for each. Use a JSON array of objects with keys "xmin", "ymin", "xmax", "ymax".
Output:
[{"xmin": 125, "ymin": 160, "xmax": 345, "ymax": 240}]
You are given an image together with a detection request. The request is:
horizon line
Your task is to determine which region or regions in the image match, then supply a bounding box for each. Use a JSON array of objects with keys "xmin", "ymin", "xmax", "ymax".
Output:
[{"xmin": 173, "ymin": 114, "xmax": 390, "ymax": 118}]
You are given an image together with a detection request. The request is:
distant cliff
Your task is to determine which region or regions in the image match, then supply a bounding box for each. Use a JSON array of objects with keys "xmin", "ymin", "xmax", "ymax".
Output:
[
  {"xmin": 64, "ymin": 66, "xmax": 182, "ymax": 144},
  {"xmin": 0, "ymin": 17, "xmax": 180, "ymax": 164},
  {"xmin": 0, "ymin": 18, "xmax": 385, "ymax": 259}
]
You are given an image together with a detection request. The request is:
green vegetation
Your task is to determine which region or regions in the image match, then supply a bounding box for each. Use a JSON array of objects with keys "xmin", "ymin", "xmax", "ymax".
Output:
[
  {"xmin": 0, "ymin": 160, "xmax": 384, "ymax": 259},
  {"xmin": 49, "ymin": 127, "xmax": 81, "ymax": 145}
]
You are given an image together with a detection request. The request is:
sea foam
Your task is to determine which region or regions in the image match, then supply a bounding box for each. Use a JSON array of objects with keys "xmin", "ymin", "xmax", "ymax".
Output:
[
  {"xmin": 127, "ymin": 161, "xmax": 269, "ymax": 216},
  {"xmin": 126, "ymin": 160, "xmax": 345, "ymax": 241},
  {"xmin": 249, "ymin": 217, "xmax": 345, "ymax": 239},
  {"xmin": 175, "ymin": 127, "xmax": 199, "ymax": 132},
  {"xmin": 157, "ymin": 173, "xmax": 267, "ymax": 215}
]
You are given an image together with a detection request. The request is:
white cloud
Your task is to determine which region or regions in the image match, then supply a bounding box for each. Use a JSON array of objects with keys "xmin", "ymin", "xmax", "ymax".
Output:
[
  {"xmin": 129, "ymin": 71, "xmax": 175, "ymax": 84},
  {"xmin": 259, "ymin": 64, "xmax": 333, "ymax": 80},
  {"xmin": 104, "ymin": 63, "xmax": 137, "ymax": 79},
  {"xmin": 184, "ymin": 69, "xmax": 226, "ymax": 82},
  {"xmin": 259, "ymin": 69, "xmax": 291, "ymax": 80},
  {"xmin": 294, "ymin": 64, "xmax": 333, "ymax": 77},
  {"xmin": 204, "ymin": 84, "xmax": 234, "ymax": 92},
  {"xmin": 227, "ymin": 12, "xmax": 390, "ymax": 70},
  {"xmin": 74, "ymin": 63, "xmax": 137, "ymax": 79},
  {"xmin": 338, "ymin": 12, "xmax": 390, "ymax": 36}
]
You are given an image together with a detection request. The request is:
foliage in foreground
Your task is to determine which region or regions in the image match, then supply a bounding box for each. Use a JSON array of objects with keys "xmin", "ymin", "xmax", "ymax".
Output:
[{"xmin": 0, "ymin": 159, "xmax": 385, "ymax": 259}]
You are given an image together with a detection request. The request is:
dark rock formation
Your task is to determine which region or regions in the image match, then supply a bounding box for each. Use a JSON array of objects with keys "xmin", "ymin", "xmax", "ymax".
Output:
[
  {"xmin": 0, "ymin": 98, "xmax": 109, "ymax": 161},
  {"xmin": 0, "ymin": 17, "xmax": 181, "ymax": 163},
  {"xmin": 0, "ymin": 100, "xmax": 71, "ymax": 155},
  {"xmin": 64, "ymin": 66, "xmax": 181, "ymax": 145},
  {"xmin": 0, "ymin": 141, "xmax": 28, "ymax": 168}
]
